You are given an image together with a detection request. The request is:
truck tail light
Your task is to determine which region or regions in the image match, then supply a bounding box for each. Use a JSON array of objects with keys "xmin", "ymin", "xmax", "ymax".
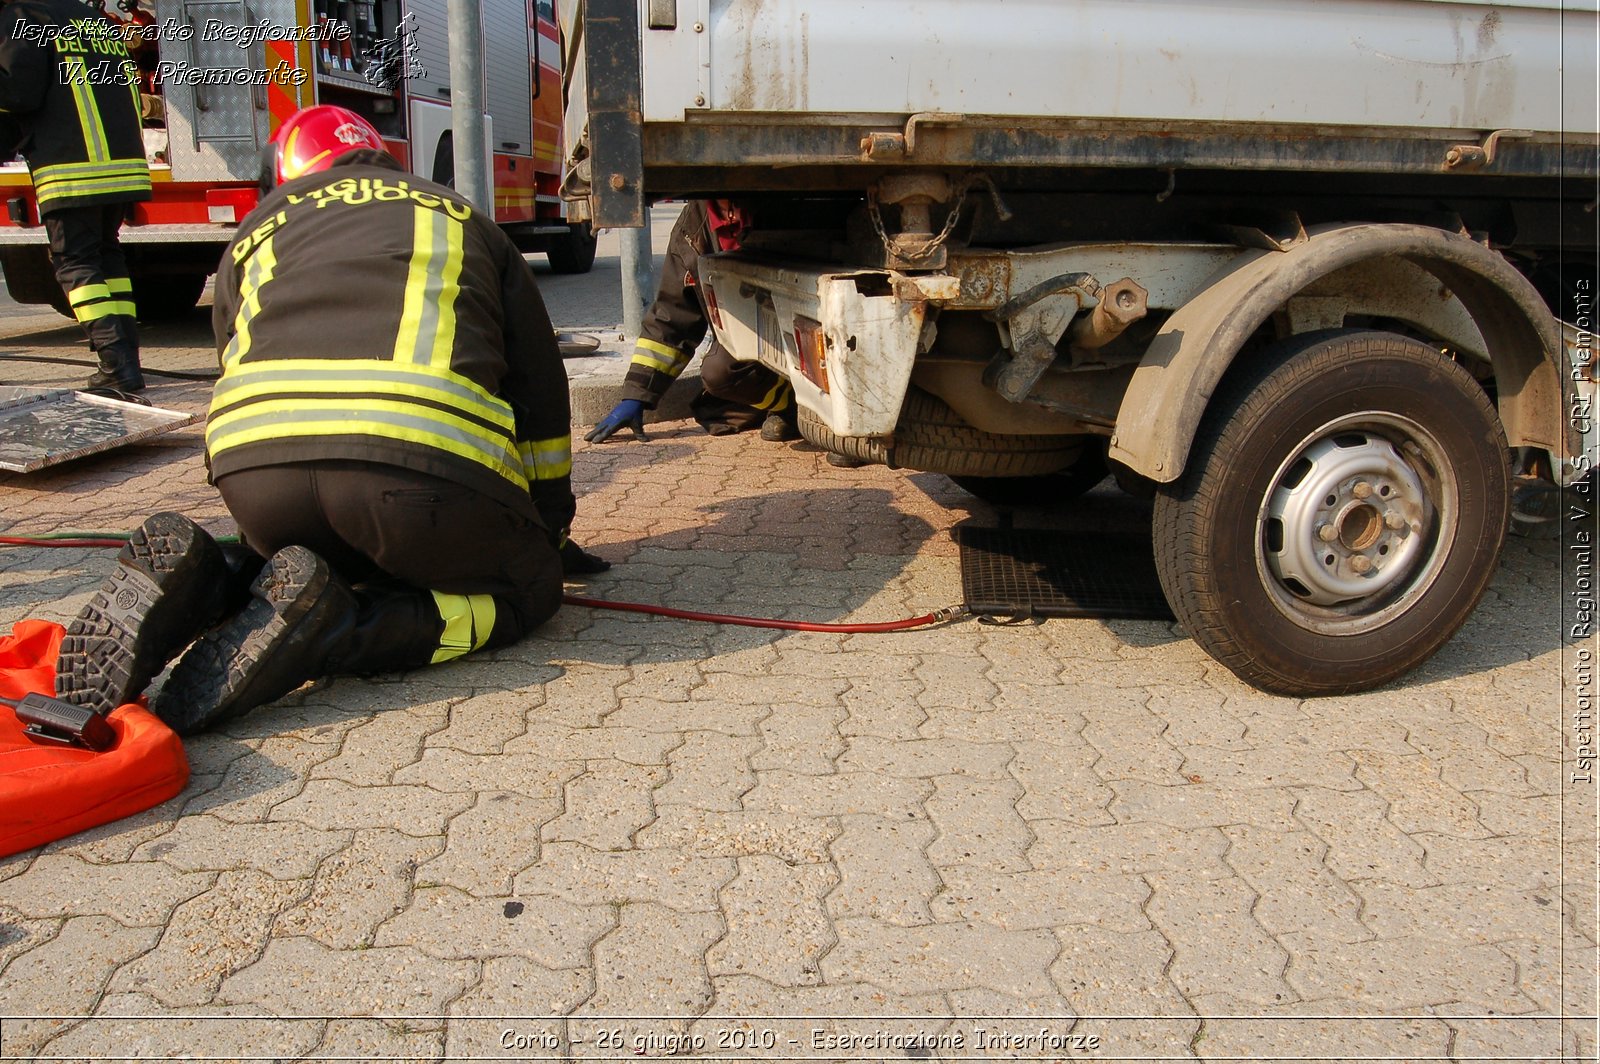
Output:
[
  {"xmin": 205, "ymin": 188, "xmax": 259, "ymax": 225},
  {"xmin": 794, "ymin": 315, "xmax": 829, "ymax": 393}
]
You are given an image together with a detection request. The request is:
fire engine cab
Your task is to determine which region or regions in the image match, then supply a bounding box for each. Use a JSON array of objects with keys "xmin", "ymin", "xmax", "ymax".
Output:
[{"xmin": 0, "ymin": 0, "xmax": 593, "ymax": 318}]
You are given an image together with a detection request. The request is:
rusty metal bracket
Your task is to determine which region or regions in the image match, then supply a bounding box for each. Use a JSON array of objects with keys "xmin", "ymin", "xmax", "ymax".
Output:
[
  {"xmin": 860, "ymin": 112, "xmax": 971, "ymax": 160},
  {"xmin": 982, "ymin": 272, "xmax": 1101, "ymax": 402},
  {"xmin": 1442, "ymin": 128, "xmax": 1533, "ymax": 172}
]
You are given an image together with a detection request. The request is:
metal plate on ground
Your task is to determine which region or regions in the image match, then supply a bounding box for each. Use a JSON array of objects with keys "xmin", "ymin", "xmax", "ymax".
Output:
[
  {"xmin": 954, "ymin": 524, "xmax": 1175, "ymax": 621},
  {"xmin": 0, "ymin": 387, "xmax": 200, "ymax": 473}
]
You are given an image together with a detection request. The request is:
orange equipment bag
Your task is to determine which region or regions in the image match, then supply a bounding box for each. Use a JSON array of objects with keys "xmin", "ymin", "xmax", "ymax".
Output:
[{"xmin": 0, "ymin": 620, "xmax": 188, "ymax": 858}]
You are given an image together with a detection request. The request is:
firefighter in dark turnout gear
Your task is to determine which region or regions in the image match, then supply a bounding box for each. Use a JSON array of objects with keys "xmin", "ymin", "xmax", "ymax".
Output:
[
  {"xmin": 0, "ymin": 0, "xmax": 150, "ymax": 391},
  {"xmin": 586, "ymin": 200, "xmax": 797, "ymax": 443},
  {"xmin": 53, "ymin": 106, "xmax": 608, "ymax": 732}
]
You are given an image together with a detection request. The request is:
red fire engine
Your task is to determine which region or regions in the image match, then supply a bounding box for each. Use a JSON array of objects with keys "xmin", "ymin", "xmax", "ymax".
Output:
[{"xmin": 0, "ymin": 0, "xmax": 594, "ymax": 318}]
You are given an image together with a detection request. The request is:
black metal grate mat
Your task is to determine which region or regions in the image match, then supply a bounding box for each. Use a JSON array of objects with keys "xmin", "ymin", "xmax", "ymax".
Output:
[{"xmin": 954, "ymin": 525, "xmax": 1175, "ymax": 621}]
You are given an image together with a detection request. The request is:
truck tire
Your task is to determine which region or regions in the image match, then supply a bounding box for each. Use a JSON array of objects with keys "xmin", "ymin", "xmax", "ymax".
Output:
[
  {"xmin": 1152, "ymin": 330, "xmax": 1508, "ymax": 696},
  {"xmin": 546, "ymin": 221, "xmax": 597, "ymax": 274},
  {"xmin": 131, "ymin": 271, "xmax": 206, "ymax": 320},
  {"xmin": 949, "ymin": 448, "xmax": 1108, "ymax": 506},
  {"xmin": 796, "ymin": 386, "xmax": 1084, "ymax": 477},
  {"xmin": 0, "ymin": 246, "xmax": 71, "ymax": 316}
]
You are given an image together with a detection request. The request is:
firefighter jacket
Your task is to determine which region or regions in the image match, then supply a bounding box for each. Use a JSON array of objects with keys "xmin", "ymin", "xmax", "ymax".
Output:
[
  {"xmin": 208, "ymin": 153, "xmax": 576, "ymax": 542},
  {"xmin": 0, "ymin": 0, "xmax": 150, "ymax": 214},
  {"xmin": 621, "ymin": 200, "xmax": 723, "ymax": 408}
]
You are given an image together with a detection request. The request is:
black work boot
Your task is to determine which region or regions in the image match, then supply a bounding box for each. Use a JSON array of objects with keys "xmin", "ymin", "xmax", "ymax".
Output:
[
  {"xmin": 85, "ymin": 348, "xmax": 146, "ymax": 393},
  {"xmin": 56, "ymin": 513, "xmax": 230, "ymax": 714},
  {"xmin": 153, "ymin": 546, "xmax": 352, "ymax": 735}
]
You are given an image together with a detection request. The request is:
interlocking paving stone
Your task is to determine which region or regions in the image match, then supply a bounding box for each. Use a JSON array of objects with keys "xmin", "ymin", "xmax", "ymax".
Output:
[
  {"xmin": 651, "ymin": 731, "xmax": 762, "ymax": 811},
  {"xmin": 1009, "ymin": 740, "xmax": 1118, "ymax": 824},
  {"xmin": 218, "ymin": 937, "xmax": 475, "ymax": 1015},
  {"xmin": 31, "ymin": 996, "xmax": 324, "ymax": 1062},
  {"xmin": 0, "ymin": 916, "xmax": 160, "ymax": 1058},
  {"xmin": 1220, "ymin": 824, "xmax": 1370, "ymax": 946},
  {"xmin": 274, "ymin": 828, "xmax": 443, "ymax": 950},
  {"xmin": 925, "ymin": 775, "xmax": 1033, "ymax": 873},
  {"xmin": 375, "ymin": 886, "xmax": 614, "ymax": 967},
  {"xmin": 513, "ymin": 841, "xmax": 735, "ymax": 911},
  {"xmin": 637, "ymin": 807, "xmax": 840, "ymax": 864},
  {"xmin": 823, "ymin": 917, "xmax": 1059, "ymax": 998},
  {"xmin": 130, "ymin": 814, "xmax": 350, "ymax": 879},
  {"xmin": 749, "ymin": 703, "xmax": 847, "ymax": 775},
  {"xmin": 706, "ymin": 855, "xmax": 837, "ymax": 986},
  {"xmin": 581, "ymin": 903, "xmax": 723, "ymax": 1018},
  {"xmin": 272, "ymin": 778, "xmax": 475, "ymax": 836},
  {"xmin": 1144, "ymin": 874, "xmax": 1295, "ymax": 1006},
  {"xmin": 108, "ymin": 869, "xmax": 310, "ymax": 1006},
  {"xmin": 0, "ymin": 855, "xmax": 213, "ymax": 926},
  {"xmin": 825, "ymin": 814, "xmax": 940, "ymax": 926},
  {"xmin": 540, "ymin": 761, "xmax": 670, "ymax": 849},
  {"xmin": 414, "ymin": 792, "xmax": 561, "ymax": 897},
  {"xmin": 1291, "ymin": 786, "xmax": 1440, "ymax": 888},
  {"xmin": 1282, "ymin": 934, "xmax": 1530, "ymax": 1011},
  {"xmin": 1108, "ymin": 780, "xmax": 1298, "ymax": 831},
  {"xmin": 930, "ymin": 866, "xmax": 1151, "ymax": 934},
  {"xmin": 1048, "ymin": 925, "xmax": 1194, "ymax": 1016},
  {"xmin": 1028, "ymin": 820, "xmax": 1231, "ymax": 878}
]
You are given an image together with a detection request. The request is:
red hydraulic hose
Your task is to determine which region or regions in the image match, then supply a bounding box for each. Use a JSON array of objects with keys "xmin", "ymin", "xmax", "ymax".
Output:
[{"xmin": 0, "ymin": 534, "xmax": 970, "ymax": 634}]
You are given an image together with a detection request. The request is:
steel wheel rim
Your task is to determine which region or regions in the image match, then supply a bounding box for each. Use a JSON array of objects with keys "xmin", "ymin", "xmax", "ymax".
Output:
[{"xmin": 1257, "ymin": 411, "xmax": 1457, "ymax": 636}]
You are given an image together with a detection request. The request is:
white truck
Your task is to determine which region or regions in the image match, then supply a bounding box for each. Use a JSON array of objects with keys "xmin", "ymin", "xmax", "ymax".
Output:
[{"xmin": 559, "ymin": 0, "xmax": 1599, "ymax": 695}]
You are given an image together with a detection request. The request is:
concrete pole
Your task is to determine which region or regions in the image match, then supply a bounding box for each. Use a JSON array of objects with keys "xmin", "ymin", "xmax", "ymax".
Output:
[
  {"xmin": 619, "ymin": 220, "xmax": 654, "ymax": 338},
  {"xmin": 447, "ymin": 0, "xmax": 489, "ymax": 212}
]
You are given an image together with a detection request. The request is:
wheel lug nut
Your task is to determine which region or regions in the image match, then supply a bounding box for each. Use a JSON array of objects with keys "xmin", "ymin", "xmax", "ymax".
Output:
[
  {"xmin": 1351, "ymin": 556, "xmax": 1373, "ymax": 574},
  {"xmin": 1384, "ymin": 510, "xmax": 1405, "ymax": 530},
  {"xmin": 1317, "ymin": 523, "xmax": 1338, "ymax": 543},
  {"xmin": 1352, "ymin": 481, "xmax": 1373, "ymax": 499}
]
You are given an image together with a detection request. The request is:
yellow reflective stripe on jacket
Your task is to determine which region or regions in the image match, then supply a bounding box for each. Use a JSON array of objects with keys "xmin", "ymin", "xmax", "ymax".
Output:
[
  {"xmin": 107, "ymin": 277, "xmax": 132, "ymax": 294},
  {"xmin": 222, "ymin": 236, "xmax": 278, "ymax": 366},
  {"xmin": 630, "ymin": 337, "xmax": 688, "ymax": 374},
  {"xmin": 429, "ymin": 591, "xmax": 496, "ymax": 663},
  {"xmin": 208, "ymin": 358, "xmax": 526, "ymax": 488},
  {"xmin": 394, "ymin": 205, "xmax": 465, "ymax": 367},
  {"xmin": 32, "ymin": 158, "xmax": 150, "ymax": 206},
  {"xmin": 60, "ymin": 56, "xmax": 110, "ymax": 162},
  {"xmin": 517, "ymin": 436, "xmax": 573, "ymax": 481}
]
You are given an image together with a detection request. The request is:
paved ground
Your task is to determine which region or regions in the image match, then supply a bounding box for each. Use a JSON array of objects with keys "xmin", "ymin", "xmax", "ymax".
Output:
[{"xmin": 0, "ymin": 247, "xmax": 1596, "ymax": 1061}]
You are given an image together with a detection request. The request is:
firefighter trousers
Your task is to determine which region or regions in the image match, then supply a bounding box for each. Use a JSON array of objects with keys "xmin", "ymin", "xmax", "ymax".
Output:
[
  {"xmin": 44, "ymin": 205, "xmax": 140, "ymax": 373},
  {"xmin": 215, "ymin": 460, "xmax": 565, "ymax": 672},
  {"xmin": 693, "ymin": 342, "xmax": 794, "ymax": 432}
]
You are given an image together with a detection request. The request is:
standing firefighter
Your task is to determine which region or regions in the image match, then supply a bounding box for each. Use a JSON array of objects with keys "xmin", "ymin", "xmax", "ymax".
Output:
[
  {"xmin": 0, "ymin": 0, "xmax": 150, "ymax": 391},
  {"xmin": 54, "ymin": 106, "xmax": 608, "ymax": 732},
  {"xmin": 586, "ymin": 200, "xmax": 797, "ymax": 443}
]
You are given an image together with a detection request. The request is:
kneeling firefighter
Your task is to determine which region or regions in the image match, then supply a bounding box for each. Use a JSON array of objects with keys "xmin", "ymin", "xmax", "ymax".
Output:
[{"xmin": 54, "ymin": 105, "xmax": 608, "ymax": 732}]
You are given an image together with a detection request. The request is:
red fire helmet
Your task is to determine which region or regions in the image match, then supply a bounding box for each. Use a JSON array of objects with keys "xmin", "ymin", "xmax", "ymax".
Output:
[{"xmin": 260, "ymin": 105, "xmax": 386, "ymax": 191}]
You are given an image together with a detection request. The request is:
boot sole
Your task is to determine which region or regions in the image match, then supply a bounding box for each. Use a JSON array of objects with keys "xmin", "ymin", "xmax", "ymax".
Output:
[
  {"xmin": 154, "ymin": 546, "xmax": 330, "ymax": 735},
  {"xmin": 55, "ymin": 513, "xmax": 226, "ymax": 714}
]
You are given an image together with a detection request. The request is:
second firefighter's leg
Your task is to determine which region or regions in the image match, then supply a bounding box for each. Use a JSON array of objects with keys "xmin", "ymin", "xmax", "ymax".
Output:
[
  {"xmin": 699, "ymin": 343, "xmax": 796, "ymax": 438},
  {"xmin": 45, "ymin": 205, "xmax": 143, "ymax": 391}
]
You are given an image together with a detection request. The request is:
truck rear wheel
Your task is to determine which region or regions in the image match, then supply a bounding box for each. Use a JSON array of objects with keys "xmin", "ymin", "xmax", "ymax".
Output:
[
  {"xmin": 1152, "ymin": 330, "xmax": 1508, "ymax": 695},
  {"xmin": 797, "ymin": 386, "xmax": 1084, "ymax": 477},
  {"xmin": 546, "ymin": 221, "xmax": 598, "ymax": 274},
  {"xmin": 0, "ymin": 246, "xmax": 71, "ymax": 316}
]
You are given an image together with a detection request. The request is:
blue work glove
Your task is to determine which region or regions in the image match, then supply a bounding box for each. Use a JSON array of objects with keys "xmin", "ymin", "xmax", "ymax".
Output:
[{"xmin": 584, "ymin": 399, "xmax": 648, "ymax": 443}]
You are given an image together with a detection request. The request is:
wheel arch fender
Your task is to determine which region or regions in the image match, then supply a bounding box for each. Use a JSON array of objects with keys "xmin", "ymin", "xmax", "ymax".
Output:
[{"xmin": 1107, "ymin": 223, "xmax": 1565, "ymax": 483}]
